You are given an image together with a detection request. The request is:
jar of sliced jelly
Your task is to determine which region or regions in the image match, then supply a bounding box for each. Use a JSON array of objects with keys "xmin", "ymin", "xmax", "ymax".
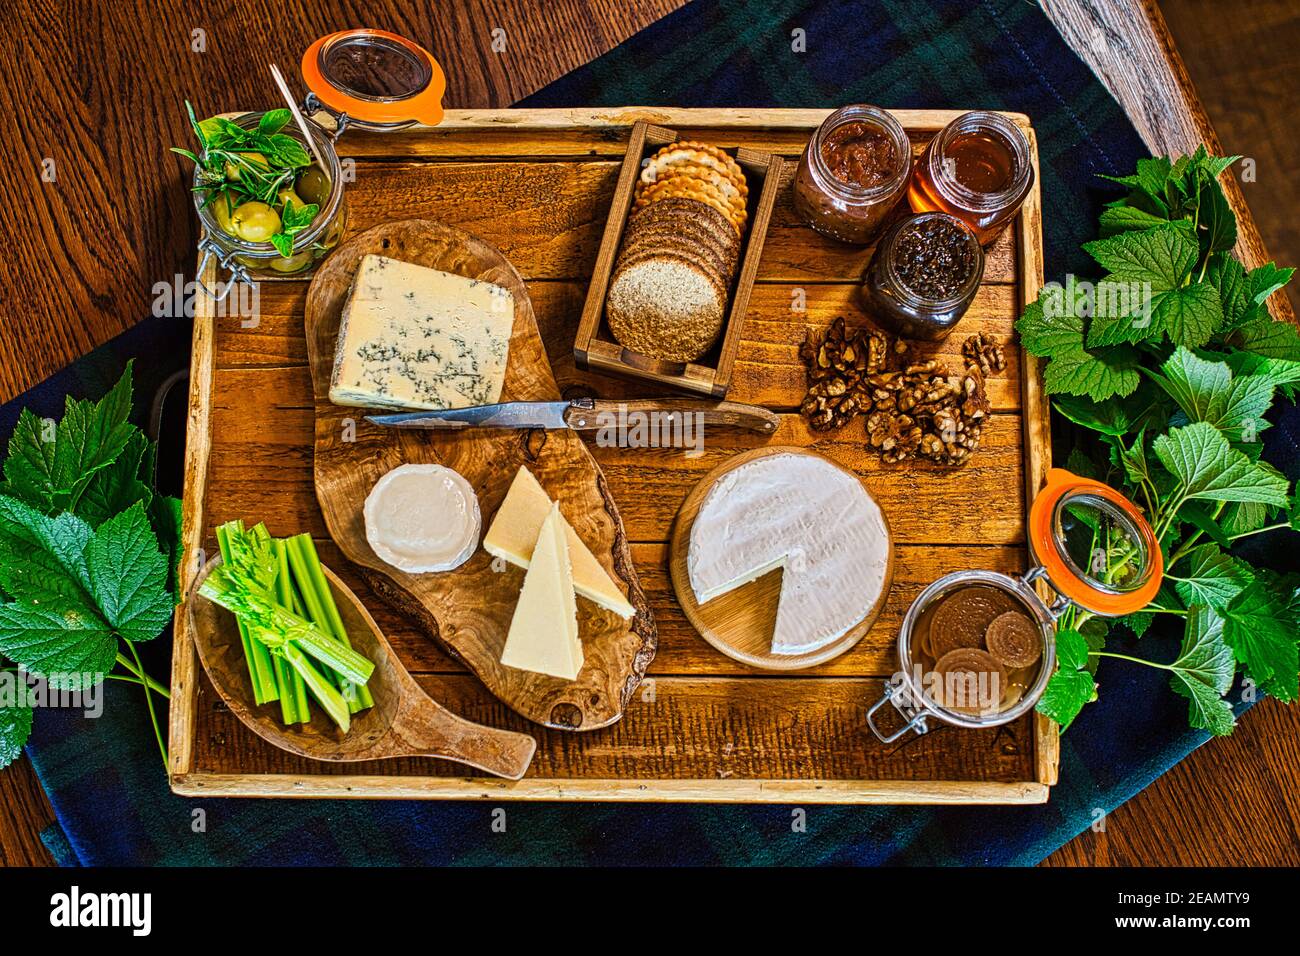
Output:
[
  {"xmin": 793, "ymin": 105, "xmax": 913, "ymax": 245},
  {"xmin": 860, "ymin": 212, "xmax": 984, "ymax": 341},
  {"xmin": 867, "ymin": 468, "xmax": 1163, "ymax": 740},
  {"xmin": 907, "ymin": 111, "xmax": 1034, "ymax": 245}
]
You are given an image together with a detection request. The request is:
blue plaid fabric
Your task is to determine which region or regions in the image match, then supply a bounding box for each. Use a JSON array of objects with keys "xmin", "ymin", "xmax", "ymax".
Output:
[{"xmin": 11, "ymin": 0, "xmax": 1287, "ymax": 866}]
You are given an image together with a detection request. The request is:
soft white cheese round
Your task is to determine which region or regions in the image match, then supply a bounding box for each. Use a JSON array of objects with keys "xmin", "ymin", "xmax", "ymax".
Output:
[
  {"xmin": 688, "ymin": 452, "xmax": 891, "ymax": 655},
  {"xmin": 363, "ymin": 464, "xmax": 481, "ymax": 573}
]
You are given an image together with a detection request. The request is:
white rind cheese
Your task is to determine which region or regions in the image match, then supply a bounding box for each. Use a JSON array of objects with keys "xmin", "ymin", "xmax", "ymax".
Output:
[
  {"xmin": 329, "ymin": 254, "xmax": 514, "ymax": 411},
  {"xmin": 687, "ymin": 452, "xmax": 890, "ymax": 655},
  {"xmin": 364, "ymin": 464, "xmax": 481, "ymax": 573},
  {"xmin": 500, "ymin": 503, "xmax": 584, "ymax": 680}
]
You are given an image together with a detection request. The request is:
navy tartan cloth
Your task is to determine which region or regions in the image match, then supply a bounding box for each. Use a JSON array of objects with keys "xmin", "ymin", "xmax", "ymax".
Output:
[{"xmin": 14, "ymin": 0, "xmax": 1286, "ymax": 866}]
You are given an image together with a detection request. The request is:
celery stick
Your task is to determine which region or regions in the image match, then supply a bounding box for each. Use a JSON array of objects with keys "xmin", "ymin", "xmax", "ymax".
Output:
[
  {"xmin": 287, "ymin": 535, "xmax": 373, "ymax": 711},
  {"xmin": 281, "ymin": 644, "xmax": 350, "ymax": 732},
  {"xmin": 216, "ymin": 522, "xmax": 278, "ymax": 705},
  {"xmin": 269, "ymin": 541, "xmax": 309, "ymax": 723}
]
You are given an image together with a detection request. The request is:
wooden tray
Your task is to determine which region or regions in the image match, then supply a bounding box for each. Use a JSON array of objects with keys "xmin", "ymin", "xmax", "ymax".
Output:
[
  {"xmin": 170, "ymin": 107, "xmax": 1054, "ymax": 804},
  {"xmin": 574, "ymin": 121, "xmax": 783, "ymax": 397},
  {"xmin": 669, "ymin": 445, "xmax": 894, "ymax": 670},
  {"xmin": 303, "ymin": 220, "xmax": 654, "ymax": 731}
]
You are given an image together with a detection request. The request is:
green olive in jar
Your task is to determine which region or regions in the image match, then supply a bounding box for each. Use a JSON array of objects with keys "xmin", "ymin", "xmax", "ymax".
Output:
[
  {"xmin": 295, "ymin": 166, "xmax": 330, "ymax": 207},
  {"xmin": 209, "ymin": 194, "xmax": 237, "ymax": 236},
  {"xmin": 223, "ymin": 151, "xmax": 270, "ymax": 181},
  {"xmin": 277, "ymin": 186, "xmax": 306, "ymax": 211},
  {"xmin": 269, "ymin": 249, "xmax": 314, "ymax": 273},
  {"xmin": 229, "ymin": 201, "xmax": 281, "ymax": 242}
]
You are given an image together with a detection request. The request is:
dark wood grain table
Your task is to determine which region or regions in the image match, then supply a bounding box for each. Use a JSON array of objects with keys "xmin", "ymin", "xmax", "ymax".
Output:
[{"xmin": 0, "ymin": 0, "xmax": 1296, "ymax": 866}]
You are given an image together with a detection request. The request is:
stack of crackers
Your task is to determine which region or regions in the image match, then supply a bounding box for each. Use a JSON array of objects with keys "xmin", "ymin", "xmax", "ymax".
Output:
[{"xmin": 605, "ymin": 141, "xmax": 750, "ymax": 363}]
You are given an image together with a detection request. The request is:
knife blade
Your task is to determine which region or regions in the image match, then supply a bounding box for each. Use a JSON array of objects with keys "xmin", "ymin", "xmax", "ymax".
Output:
[{"xmin": 365, "ymin": 398, "xmax": 780, "ymax": 433}]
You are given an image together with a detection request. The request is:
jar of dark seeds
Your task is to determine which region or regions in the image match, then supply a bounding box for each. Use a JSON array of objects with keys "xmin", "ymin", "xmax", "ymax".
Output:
[{"xmin": 859, "ymin": 212, "xmax": 984, "ymax": 341}]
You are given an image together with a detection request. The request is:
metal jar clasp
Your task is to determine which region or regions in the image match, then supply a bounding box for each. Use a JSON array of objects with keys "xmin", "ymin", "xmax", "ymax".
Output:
[{"xmin": 866, "ymin": 675, "xmax": 929, "ymax": 743}]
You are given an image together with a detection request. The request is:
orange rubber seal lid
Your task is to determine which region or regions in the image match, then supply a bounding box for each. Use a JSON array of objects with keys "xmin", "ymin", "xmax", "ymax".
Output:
[
  {"xmin": 1028, "ymin": 468, "xmax": 1163, "ymax": 617},
  {"xmin": 302, "ymin": 29, "xmax": 445, "ymax": 128}
]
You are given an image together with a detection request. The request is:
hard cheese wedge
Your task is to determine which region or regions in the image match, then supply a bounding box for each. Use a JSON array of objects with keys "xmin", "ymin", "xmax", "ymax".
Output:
[
  {"xmin": 500, "ymin": 503, "xmax": 583, "ymax": 680},
  {"xmin": 329, "ymin": 254, "xmax": 514, "ymax": 411},
  {"xmin": 484, "ymin": 466, "xmax": 636, "ymax": 619}
]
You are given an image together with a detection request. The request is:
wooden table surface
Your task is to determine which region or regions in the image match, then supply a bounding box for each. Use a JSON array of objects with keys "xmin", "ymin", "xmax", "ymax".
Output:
[{"xmin": 0, "ymin": 0, "xmax": 1296, "ymax": 866}]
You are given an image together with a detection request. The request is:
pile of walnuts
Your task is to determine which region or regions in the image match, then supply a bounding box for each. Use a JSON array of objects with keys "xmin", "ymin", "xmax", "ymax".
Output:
[{"xmin": 798, "ymin": 317, "xmax": 998, "ymax": 466}]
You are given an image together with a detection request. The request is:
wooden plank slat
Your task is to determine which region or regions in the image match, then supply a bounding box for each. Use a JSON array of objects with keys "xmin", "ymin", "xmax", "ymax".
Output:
[
  {"xmin": 186, "ymin": 672, "xmax": 1038, "ymax": 784},
  {"xmin": 217, "ymin": 282, "xmax": 1026, "ymax": 410},
  {"xmin": 299, "ymin": 539, "xmax": 1028, "ymax": 678},
  {"xmin": 320, "ymin": 160, "xmax": 1020, "ymax": 284}
]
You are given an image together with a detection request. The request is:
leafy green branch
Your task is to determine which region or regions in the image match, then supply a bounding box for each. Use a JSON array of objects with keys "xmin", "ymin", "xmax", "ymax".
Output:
[
  {"xmin": 0, "ymin": 364, "xmax": 180, "ymax": 769},
  {"xmin": 1020, "ymin": 148, "xmax": 1300, "ymax": 735}
]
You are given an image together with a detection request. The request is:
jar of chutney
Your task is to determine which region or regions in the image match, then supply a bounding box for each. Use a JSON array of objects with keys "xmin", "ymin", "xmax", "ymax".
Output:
[
  {"xmin": 859, "ymin": 212, "xmax": 984, "ymax": 341},
  {"xmin": 907, "ymin": 111, "xmax": 1034, "ymax": 245},
  {"xmin": 792, "ymin": 105, "xmax": 913, "ymax": 245}
]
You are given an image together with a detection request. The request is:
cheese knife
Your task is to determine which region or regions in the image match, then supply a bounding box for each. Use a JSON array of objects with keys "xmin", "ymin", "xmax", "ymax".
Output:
[{"xmin": 365, "ymin": 398, "xmax": 780, "ymax": 433}]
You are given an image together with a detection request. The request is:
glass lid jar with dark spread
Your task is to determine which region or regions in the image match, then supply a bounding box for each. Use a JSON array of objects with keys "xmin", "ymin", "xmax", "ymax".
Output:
[
  {"xmin": 859, "ymin": 212, "xmax": 984, "ymax": 341},
  {"xmin": 907, "ymin": 111, "xmax": 1034, "ymax": 245},
  {"xmin": 793, "ymin": 105, "xmax": 912, "ymax": 245}
]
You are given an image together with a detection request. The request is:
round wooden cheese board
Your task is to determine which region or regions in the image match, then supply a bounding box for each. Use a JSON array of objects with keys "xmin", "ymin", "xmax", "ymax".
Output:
[{"xmin": 668, "ymin": 445, "xmax": 894, "ymax": 671}]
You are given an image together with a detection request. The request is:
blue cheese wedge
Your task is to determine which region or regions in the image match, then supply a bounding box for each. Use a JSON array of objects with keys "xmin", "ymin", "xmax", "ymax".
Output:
[{"xmin": 329, "ymin": 254, "xmax": 514, "ymax": 410}]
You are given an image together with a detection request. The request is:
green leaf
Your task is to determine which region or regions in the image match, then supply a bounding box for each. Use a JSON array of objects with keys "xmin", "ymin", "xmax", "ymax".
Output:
[
  {"xmin": 1065, "ymin": 447, "xmax": 1101, "ymax": 481},
  {"xmin": 1246, "ymin": 262, "xmax": 1295, "ymax": 307},
  {"xmin": 1086, "ymin": 277, "xmax": 1165, "ymax": 347},
  {"xmin": 1232, "ymin": 318, "xmax": 1300, "ymax": 360},
  {"xmin": 84, "ymin": 504, "xmax": 174, "ymax": 644},
  {"xmin": 1148, "ymin": 347, "xmax": 1274, "ymax": 442},
  {"xmin": 75, "ymin": 429, "xmax": 152, "ymax": 527},
  {"xmin": 1221, "ymin": 581, "xmax": 1299, "ymax": 702},
  {"xmin": 1172, "ymin": 543, "xmax": 1253, "ymax": 611},
  {"xmin": 1117, "ymin": 430, "xmax": 1152, "ymax": 487},
  {"xmin": 1206, "ymin": 255, "xmax": 1251, "ymax": 330},
  {"xmin": 1116, "ymin": 610, "xmax": 1155, "ymax": 639},
  {"xmin": 1156, "ymin": 282, "xmax": 1223, "ymax": 348},
  {"xmin": 1052, "ymin": 393, "xmax": 1130, "ymax": 436},
  {"xmin": 50, "ymin": 364, "xmax": 137, "ymax": 512},
  {"xmin": 1169, "ymin": 606, "xmax": 1236, "ymax": 736},
  {"xmin": 1018, "ymin": 297, "xmax": 1142, "ymax": 401},
  {"xmin": 2, "ymin": 408, "xmax": 58, "ymax": 510},
  {"xmin": 1196, "ymin": 178, "xmax": 1236, "ymax": 255},
  {"xmin": 150, "ymin": 495, "xmax": 184, "ymax": 596},
  {"xmin": 1079, "ymin": 617, "xmax": 1108, "ymax": 675},
  {"xmin": 1153, "ymin": 422, "xmax": 1289, "ymax": 506},
  {"xmin": 1221, "ymin": 500, "xmax": 1272, "ymax": 539},
  {"xmin": 1082, "ymin": 225, "xmax": 1196, "ymax": 289},
  {"xmin": 0, "ymin": 695, "xmax": 32, "ymax": 770},
  {"xmin": 263, "ymin": 133, "xmax": 310, "ymax": 168},
  {"xmin": 1181, "ymin": 501, "xmax": 1234, "ymax": 548},
  {"xmin": 1036, "ymin": 629, "xmax": 1096, "ymax": 730},
  {"xmin": 0, "ymin": 495, "xmax": 97, "ymax": 614},
  {"xmin": 1098, "ymin": 205, "xmax": 1171, "ymax": 236},
  {"xmin": 257, "ymin": 108, "xmax": 291, "ymax": 134},
  {"xmin": 0, "ymin": 603, "xmax": 114, "ymax": 690},
  {"xmin": 269, "ymin": 232, "xmax": 294, "ymax": 258}
]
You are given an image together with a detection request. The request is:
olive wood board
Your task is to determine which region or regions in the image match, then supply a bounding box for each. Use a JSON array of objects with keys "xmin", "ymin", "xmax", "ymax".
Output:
[
  {"xmin": 669, "ymin": 445, "xmax": 894, "ymax": 670},
  {"xmin": 302, "ymin": 219, "xmax": 656, "ymax": 731},
  {"xmin": 186, "ymin": 557, "xmax": 537, "ymax": 779},
  {"xmin": 171, "ymin": 108, "xmax": 1053, "ymax": 804}
]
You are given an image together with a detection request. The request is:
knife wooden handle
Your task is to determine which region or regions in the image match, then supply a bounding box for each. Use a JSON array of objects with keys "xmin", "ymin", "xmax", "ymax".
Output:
[{"xmin": 563, "ymin": 399, "xmax": 780, "ymax": 433}]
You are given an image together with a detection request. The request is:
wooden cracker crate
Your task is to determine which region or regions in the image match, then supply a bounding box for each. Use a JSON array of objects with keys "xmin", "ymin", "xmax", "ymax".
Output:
[{"xmin": 169, "ymin": 107, "xmax": 1055, "ymax": 803}]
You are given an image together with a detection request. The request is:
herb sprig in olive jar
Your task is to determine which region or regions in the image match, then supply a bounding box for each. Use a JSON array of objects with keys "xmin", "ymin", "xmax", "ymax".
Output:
[{"xmin": 171, "ymin": 101, "xmax": 337, "ymax": 266}]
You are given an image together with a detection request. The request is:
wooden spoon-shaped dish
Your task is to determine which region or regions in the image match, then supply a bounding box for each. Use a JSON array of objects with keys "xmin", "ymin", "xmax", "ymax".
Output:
[{"xmin": 186, "ymin": 557, "xmax": 538, "ymax": 780}]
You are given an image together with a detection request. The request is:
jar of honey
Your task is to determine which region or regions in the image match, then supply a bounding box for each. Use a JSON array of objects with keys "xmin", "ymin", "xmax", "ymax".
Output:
[
  {"xmin": 866, "ymin": 469, "xmax": 1163, "ymax": 740},
  {"xmin": 907, "ymin": 111, "xmax": 1034, "ymax": 245},
  {"xmin": 792, "ymin": 105, "xmax": 913, "ymax": 245},
  {"xmin": 859, "ymin": 212, "xmax": 984, "ymax": 341}
]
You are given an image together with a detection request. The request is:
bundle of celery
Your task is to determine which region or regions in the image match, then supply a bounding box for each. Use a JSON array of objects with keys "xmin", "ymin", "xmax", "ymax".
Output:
[{"xmin": 202, "ymin": 521, "xmax": 375, "ymax": 732}]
